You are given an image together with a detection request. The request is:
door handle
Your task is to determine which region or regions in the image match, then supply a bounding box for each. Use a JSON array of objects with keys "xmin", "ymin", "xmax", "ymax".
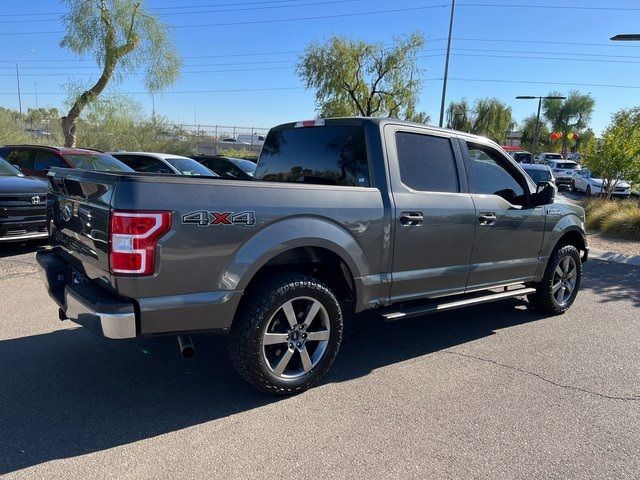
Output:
[
  {"xmin": 400, "ymin": 212, "xmax": 424, "ymax": 226},
  {"xmin": 478, "ymin": 212, "xmax": 497, "ymax": 226}
]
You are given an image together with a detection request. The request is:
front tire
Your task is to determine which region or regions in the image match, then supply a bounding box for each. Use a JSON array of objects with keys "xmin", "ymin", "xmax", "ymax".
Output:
[
  {"xmin": 228, "ymin": 273, "xmax": 343, "ymax": 395},
  {"xmin": 528, "ymin": 245, "xmax": 582, "ymax": 315}
]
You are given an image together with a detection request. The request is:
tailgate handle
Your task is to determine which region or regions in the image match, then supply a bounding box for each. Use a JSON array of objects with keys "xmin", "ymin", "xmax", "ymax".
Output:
[{"xmin": 400, "ymin": 212, "xmax": 424, "ymax": 227}]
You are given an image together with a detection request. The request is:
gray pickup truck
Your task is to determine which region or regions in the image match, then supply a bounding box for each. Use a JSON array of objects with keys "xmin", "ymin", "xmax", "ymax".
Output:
[{"xmin": 37, "ymin": 118, "xmax": 588, "ymax": 394}]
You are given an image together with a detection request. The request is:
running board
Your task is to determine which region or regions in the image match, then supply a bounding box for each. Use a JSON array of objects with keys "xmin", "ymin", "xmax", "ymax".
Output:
[{"xmin": 381, "ymin": 287, "xmax": 537, "ymax": 322}]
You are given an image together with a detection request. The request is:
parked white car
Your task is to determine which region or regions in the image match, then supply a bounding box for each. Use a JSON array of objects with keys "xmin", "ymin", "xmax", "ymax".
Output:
[
  {"xmin": 107, "ymin": 152, "xmax": 216, "ymax": 176},
  {"xmin": 572, "ymin": 168, "xmax": 631, "ymax": 198},
  {"xmin": 546, "ymin": 160, "xmax": 581, "ymax": 188}
]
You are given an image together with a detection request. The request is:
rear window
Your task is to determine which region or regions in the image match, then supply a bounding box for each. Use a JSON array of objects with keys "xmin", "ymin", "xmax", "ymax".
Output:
[
  {"xmin": 513, "ymin": 152, "xmax": 532, "ymax": 162},
  {"xmin": 256, "ymin": 126, "xmax": 369, "ymax": 187},
  {"xmin": 555, "ymin": 162, "xmax": 578, "ymax": 169},
  {"xmin": 523, "ymin": 167, "xmax": 552, "ymax": 183},
  {"xmin": 63, "ymin": 153, "xmax": 133, "ymax": 172},
  {"xmin": 545, "ymin": 154, "xmax": 562, "ymax": 160},
  {"xmin": 163, "ymin": 157, "xmax": 215, "ymax": 176}
]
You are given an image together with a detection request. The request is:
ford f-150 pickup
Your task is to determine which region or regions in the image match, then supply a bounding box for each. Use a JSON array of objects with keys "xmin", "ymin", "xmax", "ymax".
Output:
[{"xmin": 37, "ymin": 118, "xmax": 588, "ymax": 394}]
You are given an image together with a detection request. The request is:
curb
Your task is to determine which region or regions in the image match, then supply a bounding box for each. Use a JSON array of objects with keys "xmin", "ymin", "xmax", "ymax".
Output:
[{"xmin": 589, "ymin": 249, "xmax": 640, "ymax": 267}]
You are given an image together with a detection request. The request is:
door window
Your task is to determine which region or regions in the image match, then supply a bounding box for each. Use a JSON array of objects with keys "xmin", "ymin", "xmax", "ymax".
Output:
[
  {"xmin": 5, "ymin": 149, "xmax": 33, "ymax": 170},
  {"xmin": 467, "ymin": 143, "xmax": 527, "ymax": 206},
  {"xmin": 33, "ymin": 151, "xmax": 64, "ymax": 171},
  {"xmin": 395, "ymin": 132, "xmax": 459, "ymax": 193}
]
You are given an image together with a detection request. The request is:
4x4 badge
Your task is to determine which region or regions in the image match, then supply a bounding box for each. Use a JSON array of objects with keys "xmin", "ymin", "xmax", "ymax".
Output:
[{"xmin": 182, "ymin": 210, "xmax": 256, "ymax": 227}]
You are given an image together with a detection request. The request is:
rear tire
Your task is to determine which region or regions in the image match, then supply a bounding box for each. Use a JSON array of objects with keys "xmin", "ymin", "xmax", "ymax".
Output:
[
  {"xmin": 586, "ymin": 185, "xmax": 592, "ymax": 196},
  {"xmin": 228, "ymin": 273, "xmax": 343, "ymax": 395},
  {"xmin": 528, "ymin": 245, "xmax": 582, "ymax": 315}
]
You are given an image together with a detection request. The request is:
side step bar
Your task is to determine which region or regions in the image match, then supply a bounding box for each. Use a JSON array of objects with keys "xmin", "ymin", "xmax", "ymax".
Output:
[{"xmin": 381, "ymin": 287, "xmax": 537, "ymax": 321}]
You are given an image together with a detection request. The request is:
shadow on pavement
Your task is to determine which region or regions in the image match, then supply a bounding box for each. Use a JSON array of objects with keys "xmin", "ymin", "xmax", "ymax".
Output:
[
  {"xmin": 0, "ymin": 299, "xmax": 543, "ymax": 474},
  {"xmin": 580, "ymin": 259, "xmax": 640, "ymax": 308}
]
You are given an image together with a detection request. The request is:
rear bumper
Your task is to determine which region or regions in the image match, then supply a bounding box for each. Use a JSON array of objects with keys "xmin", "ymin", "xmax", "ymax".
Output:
[
  {"xmin": 36, "ymin": 249, "xmax": 137, "ymax": 339},
  {"xmin": 36, "ymin": 249, "xmax": 243, "ymax": 339}
]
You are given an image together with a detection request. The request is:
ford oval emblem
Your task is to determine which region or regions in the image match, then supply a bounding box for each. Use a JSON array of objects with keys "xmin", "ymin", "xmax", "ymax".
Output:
[{"xmin": 61, "ymin": 205, "xmax": 73, "ymax": 222}]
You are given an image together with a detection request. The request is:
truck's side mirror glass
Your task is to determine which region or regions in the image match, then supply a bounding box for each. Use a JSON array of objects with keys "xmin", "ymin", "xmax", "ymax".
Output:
[{"xmin": 532, "ymin": 181, "xmax": 556, "ymax": 207}]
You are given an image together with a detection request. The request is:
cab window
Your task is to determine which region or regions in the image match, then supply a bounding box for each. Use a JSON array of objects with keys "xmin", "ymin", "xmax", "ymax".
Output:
[{"xmin": 466, "ymin": 143, "xmax": 527, "ymax": 206}]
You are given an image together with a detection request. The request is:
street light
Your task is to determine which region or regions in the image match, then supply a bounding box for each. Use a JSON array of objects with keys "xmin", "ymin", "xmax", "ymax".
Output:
[
  {"xmin": 611, "ymin": 34, "xmax": 640, "ymax": 41},
  {"xmin": 516, "ymin": 95, "xmax": 566, "ymax": 157}
]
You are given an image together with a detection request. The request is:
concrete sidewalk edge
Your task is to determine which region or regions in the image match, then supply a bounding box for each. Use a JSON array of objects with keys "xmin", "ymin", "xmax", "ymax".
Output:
[{"xmin": 589, "ymin": 248, "xmax": 640, "ymax": 266}]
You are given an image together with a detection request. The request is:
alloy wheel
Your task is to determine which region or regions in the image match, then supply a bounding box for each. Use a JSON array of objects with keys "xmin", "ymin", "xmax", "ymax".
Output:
[
  {"xmin": 551, "ymin": 256, "xmax": 578, "ymax": 306},
  {"xmin": 262, "ymin": 296, "xmax": 331, "ymax": 379}
]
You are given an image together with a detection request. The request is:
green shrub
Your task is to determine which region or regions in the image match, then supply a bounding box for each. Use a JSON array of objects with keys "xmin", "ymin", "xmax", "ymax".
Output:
[{"xmin": 600, "ymin": 206, "xmax": 640, "ymax": 240}]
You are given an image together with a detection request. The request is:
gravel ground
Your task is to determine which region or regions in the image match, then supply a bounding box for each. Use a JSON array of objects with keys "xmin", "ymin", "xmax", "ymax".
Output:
[{"xmin": 587, "ymin": 232, "xmax": 640, "ymax": 257}]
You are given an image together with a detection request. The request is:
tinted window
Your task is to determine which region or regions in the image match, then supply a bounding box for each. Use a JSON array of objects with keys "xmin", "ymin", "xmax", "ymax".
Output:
[
  {"xmin": 114, "ymin": 154, "xmax": 175, "ymax": 174},
  {"xmin": 256, "ymin": 126, "xmax": 369, "ymax": 186},
  {"xmin": 200, "ymin": 158, "xmax": 250, "ymax": 179},
  {"xmin": 467, "ymin": 143, "xmax": 526, "ymax": 206},
  {"xmin": 513, "ymin": 152, "xmax": 532, "ymax": 163},
  {"xmin": 395, "ymin": 132, "xmax": 459, "ymax": 193},
  {"xmin": 163, "ymin": 157, "xmax": 215, "ymax": 176},
  {"xmin": 33, "ymin": 151, "xmax": 64, "ymax": 171},
  {"xmin": 523, "ymin": 167, "xmax": 552, "ymax": 184},
  {"xmin": 555, "ymin": 162, "xmax": 578, "ymax": 169},
  {"xmin": 5, "ymin": 149, "xmax": 33, "ymax": 170},
  {"xmin": 63, "ymin": 153, "xmax": 133, "ymax": 172},
  {"xmin": 544, "ymin": 153, "xmax": 562, "ymax": 160}
]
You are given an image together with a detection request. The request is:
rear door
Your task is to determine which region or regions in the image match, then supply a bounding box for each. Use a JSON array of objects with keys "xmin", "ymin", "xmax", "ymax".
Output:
[
  {"xmin": 387, "ymin": 126, "xmax": 476, "ymax": 301},
  {"xmin": 461, "ymin": 140, "xmax": 546, "ymax": 289}
]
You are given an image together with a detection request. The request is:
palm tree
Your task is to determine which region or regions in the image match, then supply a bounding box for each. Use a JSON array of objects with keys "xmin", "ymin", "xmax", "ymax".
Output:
[{"xmin": 543, "ymin": 91, "xmax": 595, "ymax": 156}]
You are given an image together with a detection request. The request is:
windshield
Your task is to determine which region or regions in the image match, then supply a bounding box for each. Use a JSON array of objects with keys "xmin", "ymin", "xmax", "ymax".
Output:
[
  {"xmin": 523, "ymin": 167, "xmax": 552, "ymax": 183},
  {"xmin": 63, "ymin": 153, "xmax": 134, "ymax": 172},
  {"xmin": 228, "ymin": 158, "xmax": 257, "ymax": 175},
  {"xmin": 164, "ymin": 157, "xmax": 216, "ymax": 176},
  {"xmin": 0, "ymin": 157, "xmax": 21, "ymax": 176}
]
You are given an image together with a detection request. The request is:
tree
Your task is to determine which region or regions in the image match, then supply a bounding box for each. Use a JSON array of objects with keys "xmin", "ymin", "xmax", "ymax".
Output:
[
  {"xmin": 582, "ymin": 107, "xmax": 640, "ymax": 199},
  {"xmin": 297, "ymin": 33, "xmax": 428, "ymax": 121},
  {"xmin": 60, "ymin": 0, "xmax": 181, "ymax": 147},
  {"xmin": 519, "ymin": 114, "xmax": 550, "ymax": 152},
  {"xmin": 445, "ymin": 98, "xmax": 515, "ymax": 143},
  {"xmin": 543, "ymin": 90, "xmax": 595, "ymax": 156}
]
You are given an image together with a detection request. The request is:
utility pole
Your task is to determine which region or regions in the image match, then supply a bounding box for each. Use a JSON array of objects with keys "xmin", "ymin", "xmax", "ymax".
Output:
[
  {"xmin": 34, "ymin": 82, "xmax": 38, "ymax": 109},
  {"xmin": 439, "ymin": 0, "xmax": 456, "ymax": 128},
  {"xmin": 516, "ymin": 95, "xmax": 566, "ymax": 157},
  {"xmin": 15, "ymin": 63, "xmax": 22, "ymax": 119}
]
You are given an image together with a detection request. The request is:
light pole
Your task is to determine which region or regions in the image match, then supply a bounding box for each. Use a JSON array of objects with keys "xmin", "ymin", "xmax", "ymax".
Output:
[
  {"xmin": 516, "ymin": 95, "xmax": 566, "ymax": 157},
  {"xmin": 611, "ymin": 34, "xmax": 640, "ymax": 41},
  {"xmin": 438, "ymin": 0, "xmax": 456, "ymax": 127}
]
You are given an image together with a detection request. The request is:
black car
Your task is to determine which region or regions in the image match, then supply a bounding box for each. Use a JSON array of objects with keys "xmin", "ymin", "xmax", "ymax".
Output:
[
  {"xmin": 191, "ymin": 155, "xmax": 256, "ymax": 180},
  {"xmin": 0, "ymin": 157, "xmax": 48, "ymax": 242}
]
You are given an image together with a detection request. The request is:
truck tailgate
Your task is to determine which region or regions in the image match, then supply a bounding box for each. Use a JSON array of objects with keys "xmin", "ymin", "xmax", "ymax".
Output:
[{"xmin": 47, "ymin": 168, "xmax": 115, "ymax": 281}]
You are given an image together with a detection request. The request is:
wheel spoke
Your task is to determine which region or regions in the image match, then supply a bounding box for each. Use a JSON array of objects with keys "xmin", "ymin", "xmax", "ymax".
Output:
[
  {"xmin": 551, "ymin": 281, "xmax": 562, "ymax": 294},
  {"xmin": 306, "ymin": 329, "xmax": 330, "ymax": 342},
  {"xmin": 562, "ymin": 257, "xmax": 571, "ymax": 272},
  {"xmin": 566, "ymin": 265, "xmax": 577, "ymax": 280},
  {"xmin": 302, "ymin": 300, "xmax": 322, "ymax": 328},
  {"xmin": 263, "ymin": 333, "xmax": 289, "ymax": 345},
  {"xmin": 272, "ymin": 347, "xmax": 294, "ymax": 376},
  {"xmin": 555, "ymin": 265, "xmax": 564, "ymax": 278},
  {"xmin": 566, "ymin": 279, "xmax": 576, "ymax": 295},
  {"xmin": 555, "ymin": 286, "xmax": 566, "ymax": 303},
  {"xmin": 281, "ymin": 300, "xmax": 298, "ymax": 328},
  {"xmin": 299, "ymin": 346, "xmax": 313, "ymax": 372}
]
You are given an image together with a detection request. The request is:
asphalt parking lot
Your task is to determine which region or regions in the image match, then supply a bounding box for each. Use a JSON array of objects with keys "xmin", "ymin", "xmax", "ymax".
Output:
[{"xmin": 1, "ymin": 243, "xmax": 639, "ymax": 479}]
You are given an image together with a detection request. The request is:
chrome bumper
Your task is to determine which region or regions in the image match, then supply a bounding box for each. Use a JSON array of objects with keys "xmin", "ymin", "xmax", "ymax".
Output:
[
  {"xmin": 64, "ymin": 285, "xmax": 137, "ymax": 339},
  {"xmin": 0, "ymin": 231, "xmax": 48, "ymax": 242},
  {"xmin": 36, "ymin": 250, "xmax": 137, "ymax": 340}
]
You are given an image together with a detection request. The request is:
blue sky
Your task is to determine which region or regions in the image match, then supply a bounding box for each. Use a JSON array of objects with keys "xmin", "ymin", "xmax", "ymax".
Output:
[{"xmin": 1, "ymin": 0, "xmax": 639, "ymax": 134}]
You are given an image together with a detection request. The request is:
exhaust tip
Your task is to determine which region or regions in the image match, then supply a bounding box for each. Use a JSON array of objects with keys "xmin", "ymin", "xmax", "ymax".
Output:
[{"xmin": 177, "ymin": 335, "xmax": 196, "ymax": 360}]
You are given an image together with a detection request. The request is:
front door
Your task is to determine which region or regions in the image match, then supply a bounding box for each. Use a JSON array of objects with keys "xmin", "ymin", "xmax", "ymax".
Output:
[
  {"xmin": 387, "ymin": 126, "xmax": 476, "ymax": 302},
  {"xmin": 461, "ymin": 140, "xmax": 546, "ymax": 289}
]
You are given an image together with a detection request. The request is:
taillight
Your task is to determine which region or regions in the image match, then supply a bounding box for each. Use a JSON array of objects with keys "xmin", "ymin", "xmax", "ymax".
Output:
[{"xmin": 109, "ymin": 210, "xmax": 171, "ymax": 276}]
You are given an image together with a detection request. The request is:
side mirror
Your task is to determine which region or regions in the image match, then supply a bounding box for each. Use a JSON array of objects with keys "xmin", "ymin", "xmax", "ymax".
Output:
[{"xmin": 532, "ymin": 181, "xmax": 556, "ymax": 207}]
